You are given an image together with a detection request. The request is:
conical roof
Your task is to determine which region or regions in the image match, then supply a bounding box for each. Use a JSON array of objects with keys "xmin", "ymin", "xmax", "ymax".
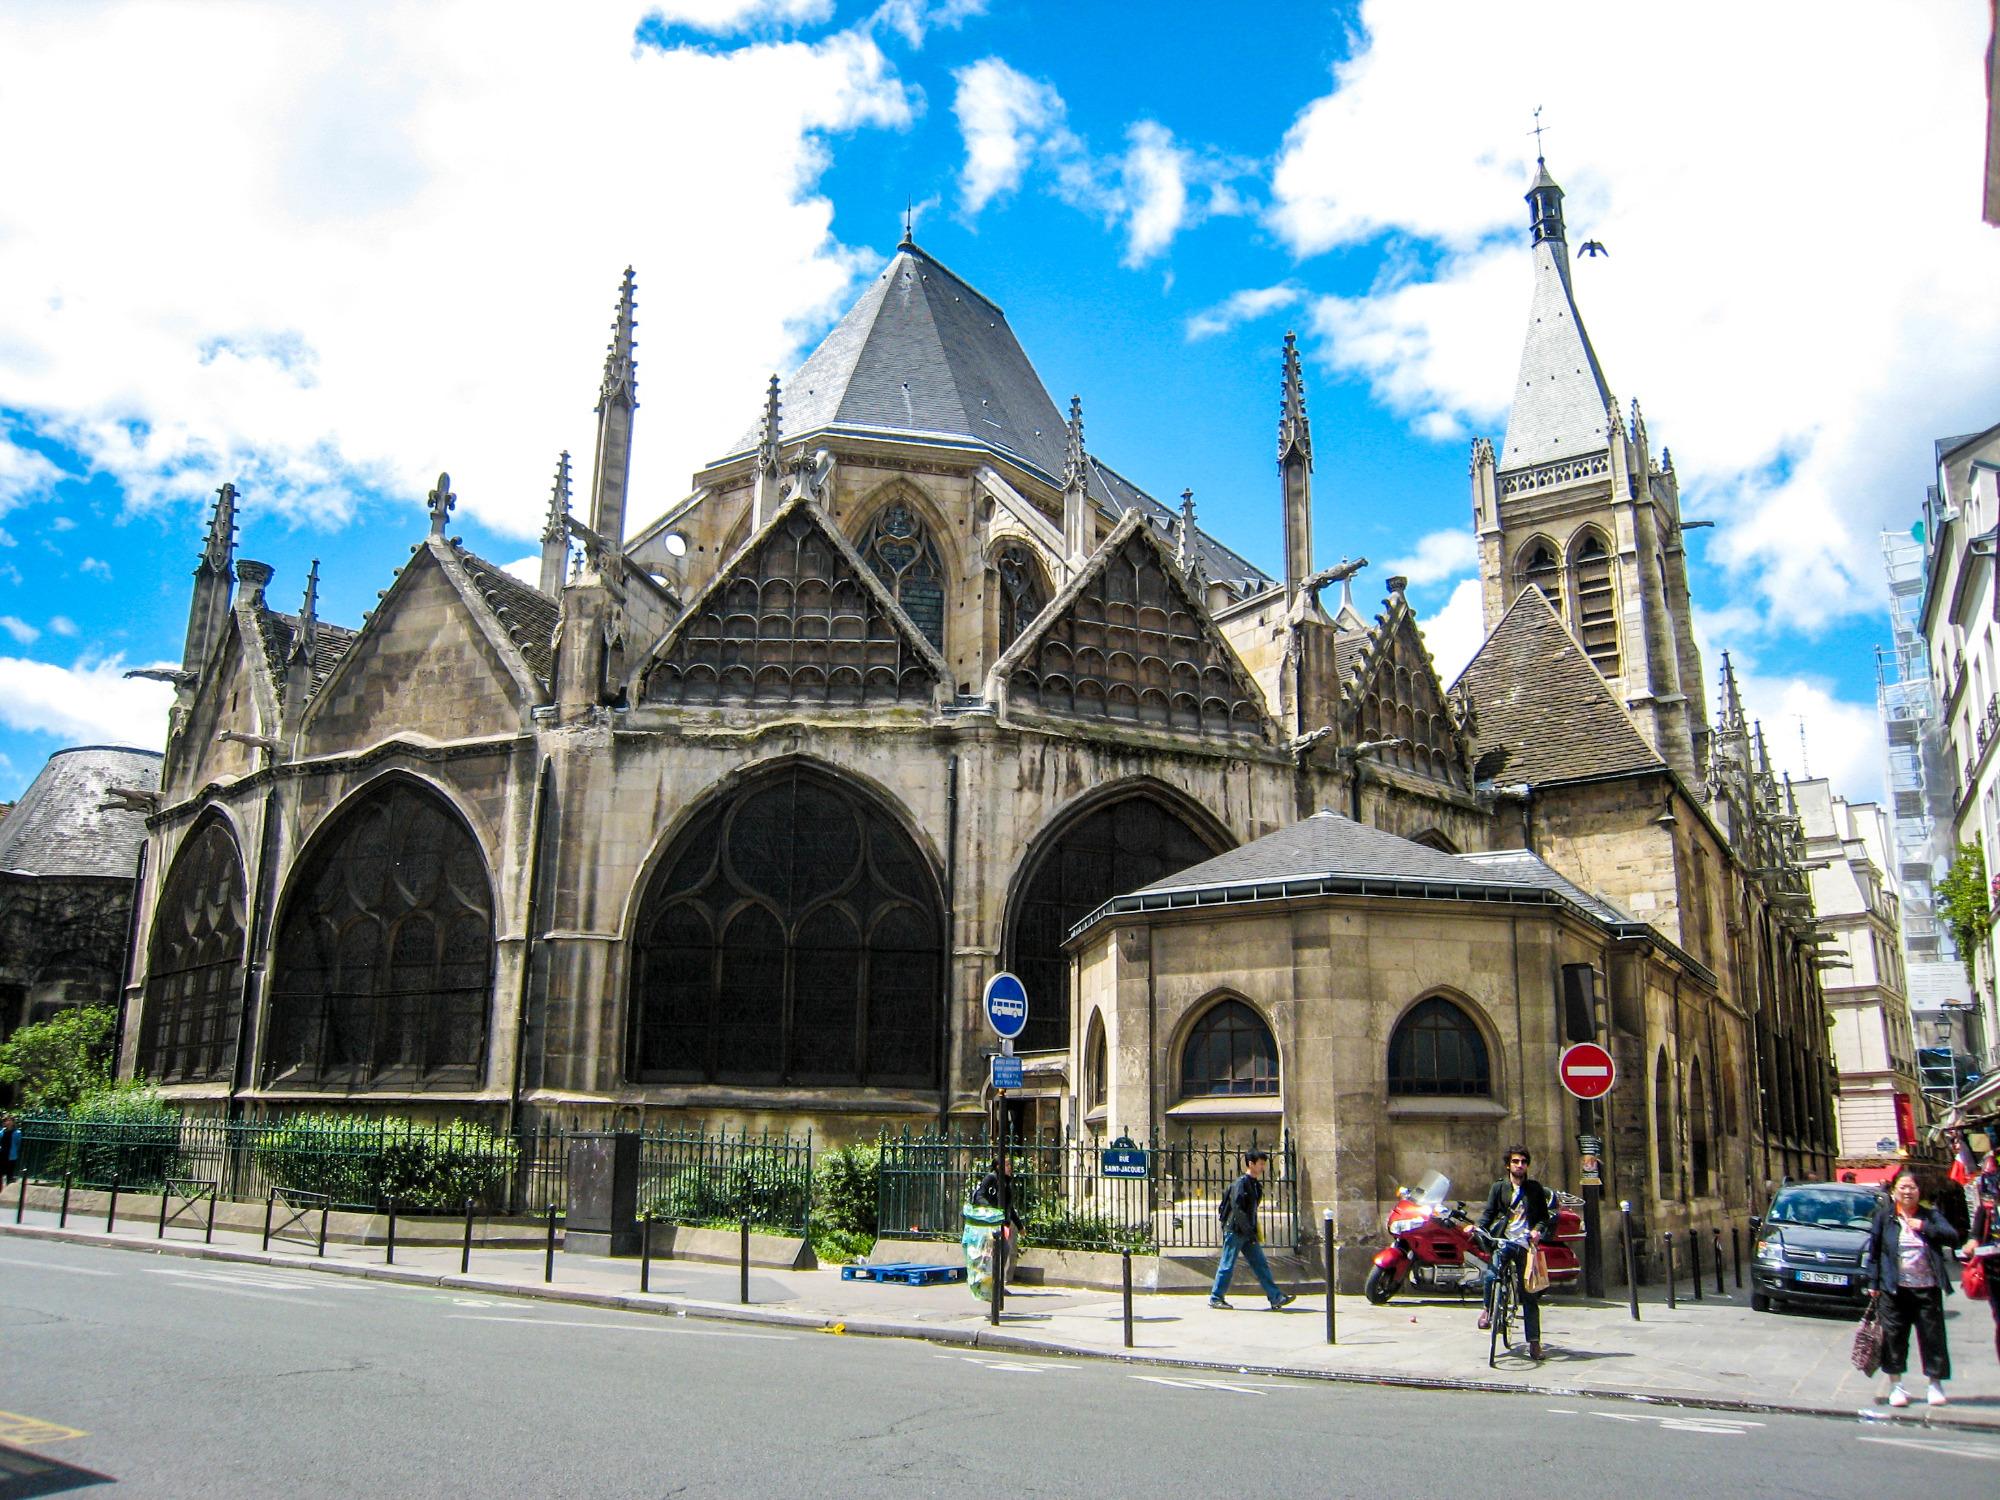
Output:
[{"xmin": 1499, "ymin": 168, "xmax": 1614, "ymax": 471}]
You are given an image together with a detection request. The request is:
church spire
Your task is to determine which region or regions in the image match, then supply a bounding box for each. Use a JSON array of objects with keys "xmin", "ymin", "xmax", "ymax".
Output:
[
  {"xmin": 1062, "ymin": 394, "xmax": 1092, "ymax": 564},
  {"xmin": 203, "ymin": 481, "xmax": 237, "ymax": 574},
  {"xmin": 588, "ymin": 267, "xmax": 638, "ymax": 546},
  {"xmin": 1278, "ymin": 332, "xmax": 1313, "ymax": 600},
  {"xmin": 1499, "ymin": 155, "xmax": 1612, "ymax": 471},
  {"xmin": 291, "ymin": 559, "xmax": 319, "ymax": 660},
  {"xmin": 751, "ymin": 374, "xmax": 783, "ymax": 530},
  {"xmin": 540, "ymin": 451, "xmax": 572, "ymax": 596},
  {"xmin": 180, "ymin": 481, "xmax": 238, "ymax": 685}
]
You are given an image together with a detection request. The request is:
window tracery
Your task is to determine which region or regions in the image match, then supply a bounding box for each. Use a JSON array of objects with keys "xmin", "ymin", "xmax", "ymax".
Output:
[
  {"xmin": 1520, "ymin": 539, "xmax": 1561, "ymax": 607},
  {"xmin": 1179, "ymin": 999, "xmax": 1278, "ymax": 1098},
  {"xmin": 138, "ymin": 820, "xmax": 246, "ymax": 1084},
  {"xmin": 862, "ymin": 502, "xmax": 947, "ymax": 651},
  {"xmin": 995, "ymin": 542, "xmax": 1049, "ymax": 652},
  {"xmin": 1387, "ymin": 996, "xmax": 1490, "ymax": 1097}
]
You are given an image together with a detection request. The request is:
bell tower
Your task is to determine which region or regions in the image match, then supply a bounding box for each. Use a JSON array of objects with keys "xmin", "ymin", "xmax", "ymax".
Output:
[{"xmin": 1472, "ymin": 154, "xmax": 1707, "ymax": 783}]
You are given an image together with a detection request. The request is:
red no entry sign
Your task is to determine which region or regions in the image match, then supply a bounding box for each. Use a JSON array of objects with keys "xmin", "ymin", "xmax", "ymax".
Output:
[{"xmin": 1558, "ymin": 1041, "xmax": 1616, "ymax": 1100}]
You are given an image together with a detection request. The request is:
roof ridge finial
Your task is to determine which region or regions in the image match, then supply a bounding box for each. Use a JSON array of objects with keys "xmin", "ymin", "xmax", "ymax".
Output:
[
  {"xmin": 203, "ymin": 481, "xmax": 238, "ymax": 573},
  {"xmin": 599, "ymin": 266, "xmax": 638, "ymax": 413},
  {"xmin": 543, "ymin": 451, "xmax": 572, "ymax": 544},
  {"xmin": 291, "ymin": 559, "xmax": 319, "ymax": 662},
  {"xmin": 428, "ymin": 471, "xmax": 456, "ymax": 537},
  {"xmin": 758, "ymin": 374, "xmax": 783, "ymax": 475},
  {"xmin": 1176, "ymin": 488, "xmax": 1195, "ymax": 566},
  {"xmin": 900, "ymin": 197, "xmax": 915, "ymax": 249},
  {"xmin": 1278, "ymin": 331, "xmax": 1312, "ymax": 469},
  {"xmin": 1530, "ymin": 105, "xmax": 1548, "ymax": 168},
  {"xmin": 1063, "ymin": 394, "xmax": 1087, "ymax": 492}
]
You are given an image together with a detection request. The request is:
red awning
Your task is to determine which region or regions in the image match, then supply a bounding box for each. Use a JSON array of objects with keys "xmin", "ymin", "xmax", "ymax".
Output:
[{"xmin": 1834, "ymin": 1163, "xmax": 1903, "ymax": 1185}]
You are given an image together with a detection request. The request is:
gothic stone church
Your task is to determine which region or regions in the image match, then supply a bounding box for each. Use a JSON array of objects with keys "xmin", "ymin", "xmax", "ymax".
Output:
[{"xmin": 119, "ymin": 162, "xmax": 1837, "ymax": 1260}]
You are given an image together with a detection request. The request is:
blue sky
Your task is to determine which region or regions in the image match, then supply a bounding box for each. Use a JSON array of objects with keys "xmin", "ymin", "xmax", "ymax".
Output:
[{"xmin": 0, "ymin": 0, "xmax": 1995, "ymax": 804}]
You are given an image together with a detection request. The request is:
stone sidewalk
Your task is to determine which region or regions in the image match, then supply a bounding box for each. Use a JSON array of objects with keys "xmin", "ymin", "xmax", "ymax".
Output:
[{"xmin": 5, "ymin": 1204, "xmax": 1997, "ymax": 1431}]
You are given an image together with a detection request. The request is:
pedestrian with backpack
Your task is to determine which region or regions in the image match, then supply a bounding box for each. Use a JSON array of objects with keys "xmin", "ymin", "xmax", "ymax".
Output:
[{"xmin": 1209, "ymin": 1149, "xmax": 1295, "ymax": 1311}]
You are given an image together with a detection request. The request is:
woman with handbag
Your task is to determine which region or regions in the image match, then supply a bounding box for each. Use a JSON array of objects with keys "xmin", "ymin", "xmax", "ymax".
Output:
[
  {"xmin": 1967, "ymin": 1154, "xmax": 2000, "ymax": 1362},
  {"xmin": 1865, "ymin": 1167, "xmax": 1964, "ymax": 1407}
]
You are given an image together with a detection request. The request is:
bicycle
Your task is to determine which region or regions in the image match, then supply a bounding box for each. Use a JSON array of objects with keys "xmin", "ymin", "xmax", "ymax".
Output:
[{"xmin": 1465, "ymin": 1221, "xmax": 1523, "ymax": 1368}]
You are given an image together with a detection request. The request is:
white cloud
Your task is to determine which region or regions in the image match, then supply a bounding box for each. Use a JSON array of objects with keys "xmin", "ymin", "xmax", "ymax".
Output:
[
  {"xmin": 1418, "ymin": 577, "xmax": 1486, "ymax": 685},
  {"xmin": 952, "ymin": 57, "xmax": 1065, "ymax": 214},
  {"xmin": 871, "ymin": 0, "xmax": 985, "ymax": 47},
  {"xmin": 1272, "ymin": 0, "xmax": 2000, "ymax": 634},
  {"xmin": 0, "ymin": 616, "xmax": 38, "ymax": 645},
  {"xmin": 0, "ymin": 440, "xmax": 62, "ymax": 511},
  {"xmin": 48, "ymin": 515, "xmax": 76, "ymax": 532},
  {"xmin": 0, "ymin": 4, "xmax": 920, "ymax": 545},
  {"xmin": 646, "ymin": 1, "xmax": 832, "ymax": 35},
  {"xmin": 1185, "ymin": 284, "xmax": 1305, "ymax": 342},
  {"xmin": 1119, "ymin": 121, "xmax": 1189, "ymax": 264},
  {"xmin": 46, "ymin": 615, "xmax": 77, "ymax": 637},
  {"xmin": 1384, "ymin": 528, "xmax": 1477, "ymax": 587},
  {"xmin": 79, "ymin": 557, "xmax": 111, "ymax": 579},
  {"xmin": 1736, "ymin": 667, "xmax": 1885, "ymax": 808},
  {"xmin": 0, "ymin": 654, "xmax": 174, "ymax": 749}
]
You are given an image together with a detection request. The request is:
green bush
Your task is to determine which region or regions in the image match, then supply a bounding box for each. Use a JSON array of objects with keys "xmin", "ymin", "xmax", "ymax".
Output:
[
  {"xmin": 642, "ymin": 1159, "xmax": 810, "ymax": 1232},
  {"xmin": 27, "ymin": 1082, "xmax": 184, "ymax": 1189},
  {"xmin": 813, "ymin": 1142, "xmax": 880, "ymax": 1239},
  {"xmin": 810, "ymin": 1226, "xmax": 875, "ymax": 1265},
  {"xmin": 1023, "ymin": 1197, "xmax": 1155, "ymax": 1255},
  {"xmin": 0, "ymin": 1005, "xmax": 114, "ymax": 1112},
  {"xmin": 250, "ymin": 1115, "xmax": 518, "ymax": 1212}
]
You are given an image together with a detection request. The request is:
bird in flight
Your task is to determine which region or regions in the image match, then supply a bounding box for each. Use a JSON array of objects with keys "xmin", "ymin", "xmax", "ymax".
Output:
[{"xmin": 1578, "ymin": 240, "xmax": 1608, "ymax": 258}]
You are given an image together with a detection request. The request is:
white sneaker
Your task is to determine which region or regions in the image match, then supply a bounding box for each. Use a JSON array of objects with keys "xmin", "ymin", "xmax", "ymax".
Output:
[
  {"xmin": 1927, "ymin": 1383, "xmax": 1948, "ymax": 1407},
  {"xmin": 1887, "ymin": 1384, "xmax": 1910, "ymax": 1408}
]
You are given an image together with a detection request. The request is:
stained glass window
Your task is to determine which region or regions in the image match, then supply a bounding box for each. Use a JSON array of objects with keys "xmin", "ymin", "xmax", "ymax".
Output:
[
  {"xmin": 630, "ymin": 765, "xmax": 943, "ymax": 1087},
  {"xmin": 863, "ymin": 502, "xmax": 946, "ymax": 651},
  {"xmin": 265, "ymin": 781, "xmax": 493, "ymax": 1089},
  {"xmin": 1007, "ymin": 795, "xmax": 1220, "ymax": 1052},
  {"xmin": 995, "ymin": 542, "xmax": 1048, "ymax": 652},
  {"xmin": 1179, "ymin": 999, "xmax": 1278, "ymax": 1098},
  {"xmin": 1387, "ymin": 996, "xmax": 1490, "ymax": 1097},
  {"xmin": 138, "ymin": 819, "xmax": 246, "ymax": 1084}
]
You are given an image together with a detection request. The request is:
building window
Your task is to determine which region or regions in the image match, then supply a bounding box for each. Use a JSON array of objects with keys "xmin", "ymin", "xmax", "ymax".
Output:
[
  {"xmin": 1570, "ymin": 531, "xmax": 1620, "ymax": 676},
  {"xmin": 1006, "ymin": 793, "xmax": 1221, "ymax": 1052},
  {"xmin": 995, "ymin": 542, "xmax": 1049, "ymax": 652},
  {"xmin": 1085, "ymin": 1017, "xmax": 1107, "ymax": 1112},
  {"xmin": 862, "ymin": 502, "xmax": 946, "ymax": 651},
  {"xmin": 629, "ymin": 763, "xmax": 942, "ymax": 1088},
  {"xmin": 1653, "ymin": 1048, "xmax": 1675, "ymax": 1182},
  {"xmin": 1387, "ymin": 996, "xmax": 1491, "ymax": 1097},
  {"xmin": 265, "ymin": 780, "xmax": 494, "ymax": 1090},
  {"xmin": 1688, "ymin": 1058, "xmax": 1711, "ymax": 1197},
  {"xmin": 137, "ymin": 819, "xmax": 246, "ymax": 1084},
  {"xmin": 1179, "ymin": 998, "xmax": 1278, "ymax": 1098},
  {"xmin": 1519, "ymin": 540, "xmax": 1561, "ymax": 608}
]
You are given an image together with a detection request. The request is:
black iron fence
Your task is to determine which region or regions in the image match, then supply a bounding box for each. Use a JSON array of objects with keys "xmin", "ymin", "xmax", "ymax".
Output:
[
  {"xmin": 878, "ymin": 1128, "xmax": 1298, "ymax": 1254},
  {"xmin": 637, "ymin": 1127, "xmax": 813, "ymax": 1237}
]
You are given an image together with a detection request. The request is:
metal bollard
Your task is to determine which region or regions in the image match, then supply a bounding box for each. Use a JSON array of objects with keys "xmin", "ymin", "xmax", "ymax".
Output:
[
  {"xmin": 1122, "ymin": 1249, "xmax": 1134, "ymax": 1349},
  {"xmin": 1620, "ymin": 1202, "xmax": 1639, "ymax": 1322},
  {"xmin": 105, "ymin": 1181, "xmax": 119, "ymax": 1235},
  {"xmin": 262, "ymin": 1189, "xmax": 274, "ymax": 1251},
  {"xmin": 640, "ymin": 1215, "xmax": 653, "ymax": 1294},
  {"xmin": 1663, "ymin": 1232, "xmax": 1676, "ymax": 1310},
  {"xmin": 1731, "ymin": 1225, "xmax": 1742, "ymax": 1289},
  {"xmin": 15, "ymin": 1170, "xmax": 25, "ymax": 1223},
  {"xmin": 739, "ymin": 1217, "xmax": 750, "ymax": 1305},
  {"xmin": 990, "ymin": 1227, "xmax": 1005, "ymax": 1325},
  {"xmin": 461, "ymin": 1198, "xmax": 474, "ymax": 1275},
  {"xmin": 1690, "ymin": 1231, "xmax": 1703, "ymax": 1300},
  {"xmin": 544, "ymin": 1204, "xmax": 557, "ymax": 1284},
  {"xmin": 1713, "ymin": 1229, "xmax": 1725, "ymax": 1296},
  {"xmin": 157, "ymin": 1187, "xmax": 170, "ymax": 1239},
  {"xmin": 318, "ymin": 1202, "xmax": 329, "ymax": 1259},
  {"xmin": 59, "ymin": 1172, "xmax": 72, "ymax": 1230},
  {"xmin": 204, "ymin": 1189, "xmax": 216, "ymax": 1245},
  {"xmin": 385, "ymin": 1198, "xmax": 397, "ymax": 1266},
  {"xmin": 1324, "ymin": 1210, "xmax": 1338, "ymax": 1346}
]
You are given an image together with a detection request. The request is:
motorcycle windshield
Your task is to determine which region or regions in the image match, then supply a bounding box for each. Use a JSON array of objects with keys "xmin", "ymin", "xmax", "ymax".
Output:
[{"xmin": 1415, "ymin": 1170, "xmax": 1451, "ymax": 1207}]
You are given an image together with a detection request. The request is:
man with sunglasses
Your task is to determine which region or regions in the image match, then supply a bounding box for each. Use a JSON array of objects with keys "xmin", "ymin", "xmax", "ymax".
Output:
[{"xmin": 1476, "ymin": 1146, "xmax": 1556, "ymax": 1359}]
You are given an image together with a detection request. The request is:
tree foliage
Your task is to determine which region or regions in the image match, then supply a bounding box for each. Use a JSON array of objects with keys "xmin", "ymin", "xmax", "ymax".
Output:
[
  {"xmin": 1936, "ymin": 840, "xmax": 1991, "ymax": 986},
  {"xmin": 0, "ymin": 1005, "xmax": 115, "ymax": 1111}
]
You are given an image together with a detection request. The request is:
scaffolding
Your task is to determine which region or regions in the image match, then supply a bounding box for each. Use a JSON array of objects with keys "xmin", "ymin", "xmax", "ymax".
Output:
[{"xmin": 1877, "ymin": 529, "xmax": 1959, "ymax": 989}]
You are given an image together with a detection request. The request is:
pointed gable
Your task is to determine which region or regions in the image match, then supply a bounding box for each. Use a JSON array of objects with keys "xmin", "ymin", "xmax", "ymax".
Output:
[
  {"xmin": 174, "ymin": 619, "xmax": 271, "ymax": 789},
  {"xmin": 1452, "ymin": 586, "xmax": 1663, "ymax": 785},
  {"xmin": 994, "ymin": 510, "xmax": 1273, "ymax": 742},
  {"xmin": 639, "ymin": 493, "xmax": 946, "ymax": 710},
  {"xmin": 1336, "ymin": 591, "xmax": 1471, "ymax": 788}
]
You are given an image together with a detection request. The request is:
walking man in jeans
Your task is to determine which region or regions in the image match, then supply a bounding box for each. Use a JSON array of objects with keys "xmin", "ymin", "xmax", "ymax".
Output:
[
  {"xmin": 1209, "ymin": 1149, "xmax": 1296, "ymax": 1311},
  {"xmin": 1476, "ymin": 1146, "xmax": 1555, "ymax": 1359}
]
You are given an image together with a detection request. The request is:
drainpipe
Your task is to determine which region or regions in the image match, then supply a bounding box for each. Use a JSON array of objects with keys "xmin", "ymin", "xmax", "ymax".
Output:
[
  {"xmin": 111, "ymin": 841, "xmax": 148, "ymax": 1078},
  {"xmin": 506, "ymin": 757, "xmax": 553, "ymax": 1138},
  {"xmin": 938, "ymin": 754, "xmax": 959, "ymax": 1131}
]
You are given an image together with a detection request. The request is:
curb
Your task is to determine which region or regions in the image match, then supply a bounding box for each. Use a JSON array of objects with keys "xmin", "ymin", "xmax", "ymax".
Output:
[{"xmin": 6, "ymin": 1221, "xmax": 1994, "ymax": 1434}]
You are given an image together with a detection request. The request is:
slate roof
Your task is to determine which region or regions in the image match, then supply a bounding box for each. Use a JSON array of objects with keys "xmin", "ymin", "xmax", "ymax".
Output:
[
  {"xmin": 455, "ymin": 548, "xmax": 559, "ymax": 684},
  {"xmin": 1499, "ymin": 193, "xmax": 1613, "ymax": 471},
  {"xmin": 0, "ymin": 746, "xmax": 161, "ymax": 879},
  {"xmin": 1130, "ymin": 810, "xmax": 1488, "ymax": 895},
  {"xmin": 251, "ymin": 607, "xmax": 359, "ymax": 702},
  {"xmin": 1455, "ymin": 848, "xmax": 1633, "ymax": 925},
  {"xmin": 716, "ymin": 242, "xmax": 1272, "ymax": 591},
  {"xmin": 1452, "ymin": 587, "xmax": 1663, "ymax": 785}
]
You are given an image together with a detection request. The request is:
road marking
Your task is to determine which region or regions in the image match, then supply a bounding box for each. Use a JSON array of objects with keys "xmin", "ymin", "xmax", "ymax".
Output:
[
  {"xmin": 445, "ymin": 1315, "xmax": 791, "ymax": 1341},
  {"xmin": 935, "ymin": 1355, "xmax": 1072, "ymax": 1374},
  {"xmin": 1589, "ymin": 1410, "xmax": 1763, "ymax": 1436},
  {"xmin": 162, "ymin": 1281, "xmax": 334, "ymax": 1307},
  {"xmin": 0, "ymin": 1411, "xmax": 86, "ymax": 1446},
  {"xmin": 0, "ymin": 1255, "xmax": 114, "ymax": 1276},
  {"xmin": 1133, "ymin": 1375, "xmax": 1285, "ymax": 1396},
  {"xmin": 1858, "ymin": 1436, "xmax": 2000, "ymax": 1462},
  {"xmin": 145, "ymin": 1266, "xmax": 371, "ymax": 1293}
]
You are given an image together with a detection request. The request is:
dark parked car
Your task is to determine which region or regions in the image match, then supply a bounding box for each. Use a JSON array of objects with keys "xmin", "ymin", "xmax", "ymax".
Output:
[{"xmin": 1750, "ymin": 1182, "xmax": 1880, "ymax": 1313}]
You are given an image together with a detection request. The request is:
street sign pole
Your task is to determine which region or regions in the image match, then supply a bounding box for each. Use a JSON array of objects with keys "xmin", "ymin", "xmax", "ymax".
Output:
[
  {"xmin": 1559, "ymin": 1042, "xmax": 1615, "ymax": 1300},
  {"xmin": 1578, "ymin": 1098, "xmax": 1604, "ymax": 1298},
  {"xmin": 980, "ymin": 972, "xmax": 1028, "ymax": 1326}
]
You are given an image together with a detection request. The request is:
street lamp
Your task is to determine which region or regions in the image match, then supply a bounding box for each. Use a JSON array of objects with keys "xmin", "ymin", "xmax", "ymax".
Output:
[{"xmin": 1336, "ymin": 737, "xmax": 1410, "ymax": 822}]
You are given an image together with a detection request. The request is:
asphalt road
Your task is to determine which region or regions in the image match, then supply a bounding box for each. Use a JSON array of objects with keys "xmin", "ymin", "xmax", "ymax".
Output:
[{"xmin": 3, "ymin": 1236, "xmax": 1998, "ymax": 1499}]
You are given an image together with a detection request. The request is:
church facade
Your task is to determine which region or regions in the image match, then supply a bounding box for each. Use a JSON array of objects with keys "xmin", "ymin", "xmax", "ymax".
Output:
[{"xmin": 116, "ymin": 161, "xmax": 1836, "ymax": 1262}]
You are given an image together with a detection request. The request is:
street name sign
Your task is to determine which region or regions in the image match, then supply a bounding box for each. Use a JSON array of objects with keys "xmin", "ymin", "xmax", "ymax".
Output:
[
  {"xmin": 1558, "ymin": 1042, "xmax": 1616, "ymax": 1100},
  {"xmin": 1101, "ymin": 1135, "xmax": 1149, "ymax": 1178}
]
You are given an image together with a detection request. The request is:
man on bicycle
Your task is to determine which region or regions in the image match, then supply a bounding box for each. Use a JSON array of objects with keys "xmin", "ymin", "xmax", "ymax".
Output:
[{"xmin": 1476, "ymin": 1146, "xmax": 1556, "ymax": 1359}]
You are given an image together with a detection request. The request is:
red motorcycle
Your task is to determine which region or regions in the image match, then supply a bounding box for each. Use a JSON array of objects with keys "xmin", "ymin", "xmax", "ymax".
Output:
[{"xmin": 1364, "ymin": 1171, "xmax": 1586, "ymax": 1304}]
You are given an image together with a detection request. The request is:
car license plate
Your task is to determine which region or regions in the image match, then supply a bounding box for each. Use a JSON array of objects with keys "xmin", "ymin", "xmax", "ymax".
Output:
[{"xmin": 1796, "ymin": 1270, "xmax": 1848, "ymax": 1286}]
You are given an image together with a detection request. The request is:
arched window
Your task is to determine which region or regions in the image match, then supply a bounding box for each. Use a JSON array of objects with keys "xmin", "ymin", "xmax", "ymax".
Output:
[
  {"xmin": 266, "ymin": 781, "xmax": 494, "ymax": 1089},
  {"xmin": 137, "ymin": 819, "xmax": 246, "ymax": 1083},
  {"xmin": 1519, "ymin": 540, "xmax": 1560, "ymax": 608},
  {"xmin": 1410, "ymin": 829, "xmax": 1458, "ymax": 854},
  {"xmin": 995, "ymin": 542, "xmax": 1049, "ymax": 652},
  {"xmin": 1084, "ymin": 1015, "xmax": 1108, "ymax": 1112},
  {"xmin": 1570, "ymin": 531, "xmax": 1620, "ymax": 676},
  {"xmin": 862, "ymin": 501, "xmax": 946, "ymax": 651},
  {"xmin": 1006, "ymin": 793, "xmax": 1222, "ymax": 1052},
  {"xmin": 1653, "ymin": 1048, "xmax": 1675, "ymax": 1182},
  {"xmin": 1387, "ymin": 996, "xmax": 1491, "ymax": 1097},
  {"xmin": 1689, "ymin": 1058, "xmax": 1711, "ymax": 1197},
  {"xmin": 629, "ymin": 764, "xmax": 943, "ymax": 1087},
  {"xmin": 1179, "ymin": 999, "xmax": 1278, "ymax": 1098}
]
